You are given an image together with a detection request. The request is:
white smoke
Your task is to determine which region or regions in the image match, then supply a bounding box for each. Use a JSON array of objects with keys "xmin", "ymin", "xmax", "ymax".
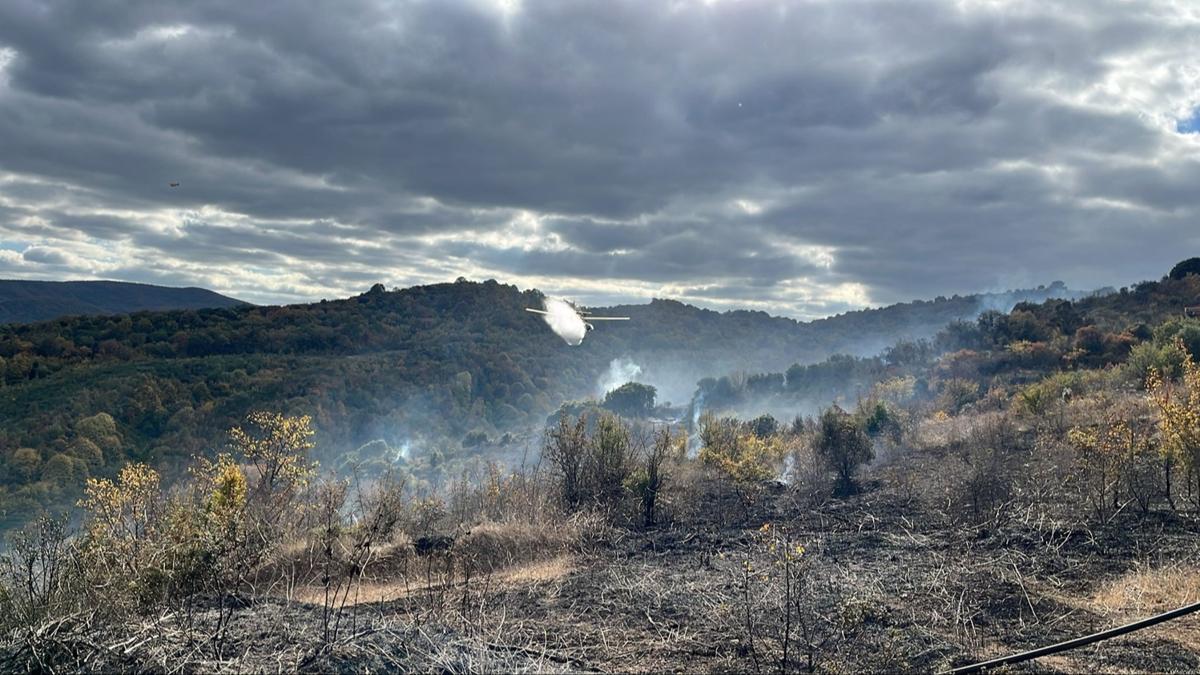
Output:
[
  {"xmin": 687, "ymin": 391, "xmax": 705, "ymax": 458},
  {"xmin": 779, "ymin": 452, "xmax": 795, "ymax": 482},
  {"xmin": 597, "ymin": 357, "xmax": 643, "ymax": 396},
  {"xmin": 393, "ymin": 440, "xmax": 412, "ymax": 464},
  {"xmin": 541, "ymin": 297, "xmax": 587, "ymax": 345}
]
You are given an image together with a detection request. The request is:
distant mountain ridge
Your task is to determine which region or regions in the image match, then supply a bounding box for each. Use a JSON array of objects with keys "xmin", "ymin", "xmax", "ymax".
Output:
[{"xmin": 0, "ymin": 280, "xmax": 247, "ymax": 325}]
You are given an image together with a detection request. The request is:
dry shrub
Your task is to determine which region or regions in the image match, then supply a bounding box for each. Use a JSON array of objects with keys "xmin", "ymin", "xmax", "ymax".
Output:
[
  {"xmin": 0, "ymin": 515, "xmax": 76, "ymax": 630},
  {"xmin": 542, "ymin": 412, "xmax": 637, "ymax": 517},
  {"xmin": 950, "ymin": 412, "xmax": 1028, "ymax": 526},
  {"xmin": 911, "ymin": 413, "xmax": 974, "ymax": 455},
  {"xmin": 786, "ymin": 439, "xmax": 831, "ymax": 507},
  {"xmin": 354, "ymin": 536, "xmax": 417, "ymax": 581},
  {"xmin": 949, "ymin": 447, "xmax": 1013, "ymax": 527},
  {"xmin": 563, "ymin": 509, "xmax": 619, "ymax": 555},
  {"xmin": 447, "ymin": 462, "xmax": 556, "ymax": 527},
  {"xmin": 730, "ymin": 523, "xmax": 837, "ymax": 673},
  {"xmin": 657, "ymin": 465, "xmax": 759, "ymax": 529},
  {"xmin": 908, "ymin": 411, "xmax": 1028, "ymax": 526},
  {"xmin": 1009, "ymin": 430, "xmax": 1078, "ymax": 522},
  {"xmin": 649, "ymin": 459, "xmax": 709, "ymax": 526},
  {"xmin": 964, "ymin": 410, "xmax": 1024, "ymax": 453},
  {"xmin": 1061, "ymin": 390, "xmax": 1136, "ymax": 434},
  {"xmin": 1068, "ymin": 393, "xmax": 1164, "ymax": 521}
]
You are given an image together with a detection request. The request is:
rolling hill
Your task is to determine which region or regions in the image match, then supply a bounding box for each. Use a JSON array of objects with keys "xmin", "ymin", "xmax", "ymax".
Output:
[
  {"xmin": 0, "ymin": 280, "xmax": 247, "ymax": 325},
  {"xmin": 0, "ymin": 277, "xmax": 1088, "ymax": 525}
]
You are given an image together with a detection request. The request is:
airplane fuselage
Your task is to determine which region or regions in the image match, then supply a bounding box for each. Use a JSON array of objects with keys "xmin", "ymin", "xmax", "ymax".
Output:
[{"xmin": 526, "ymin": 299, "xmax": 625, "ymax": 346}]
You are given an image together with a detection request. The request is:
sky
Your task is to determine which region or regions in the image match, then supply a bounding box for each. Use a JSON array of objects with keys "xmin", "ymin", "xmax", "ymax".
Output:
[{"xmin": 0, "ymin": 0, "xmax": 1198, "ymax": 318}]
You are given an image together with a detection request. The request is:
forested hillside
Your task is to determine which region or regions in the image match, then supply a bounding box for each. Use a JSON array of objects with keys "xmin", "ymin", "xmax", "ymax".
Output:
[
  {"xmin": 0, "ymin": 280, "xmax": 247, "ymax": 325},
  {"xmin": 686, "ymin": 274, "xmax": 1200, "ymax": 425},
  {"xmin": 0, "ymin": 278, "xmax": 1080, "ymax": 526}
]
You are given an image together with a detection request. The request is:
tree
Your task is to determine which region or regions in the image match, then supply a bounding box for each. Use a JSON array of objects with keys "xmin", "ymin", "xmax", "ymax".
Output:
[
  {"xmin": 9, "ymin": 448, "xmax": 41, "ymax": 483},
  {"xmin": 42, "ymin": 454, "xmax": 86, "ymax": 487},
  {"xmin": 884, "ymin": 339, "xmax": 932, "ymax": 367},
  {"xmin": 748, "ymin": 414, "xmax": 779, "ymax": 439},
  {"xmin": 935, "ymin": 320, "xmax": 985, "ymax": 352},
  {"xmin": 603, "ymin": 382, "xmax": 657, "ymax": 418},
  {"xmin": 1148, "ymin": 339, "xmax": 1200, "ymax": 507},
  {"xmin": 860, "ymin": 402, "xmax": 901, "ymax": 443},
  {"xmin": 75, "ymin": 412, "xmax": 122, "ymax": 455},
  {"xmin": 815, "ymin": 408, "xmax": 873, "ymax": 496},
  {"xmin": 543, "ymin": 414, "xmax": 589, "ymax": 508},
  {"xmin": 1168, "ymin": 257, "xmax": 1200, "ymax": 280},
  {"xmin": 228, "ymin": 412, "xmax": 317, "ymax": 525}
]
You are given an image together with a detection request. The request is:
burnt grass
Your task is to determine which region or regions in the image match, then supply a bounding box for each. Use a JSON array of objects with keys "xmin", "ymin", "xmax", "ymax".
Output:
[{"xmin": 5, "ymin": 477, "xmax": 1199, "ymax": 673}]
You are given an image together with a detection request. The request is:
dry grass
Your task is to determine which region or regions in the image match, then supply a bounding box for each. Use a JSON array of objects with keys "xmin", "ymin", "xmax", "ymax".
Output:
[
  {"xmin": 1093, "ymin": 564, "xmax": 1200, "ymax": 615},
  {"xmin": 1094, "ymin": 562, "xmax": 1200, "ymax": 653},
  {"xmin": 454, "ymin": 521, "xmax": 573, "ymax": 572},
  {"xmin": 289, "ymin": 555, "xmax": 576, "ymax": 606},
  {"xmin": 273, "ymin": 518, "xmax": 583, "ymax": 608},
  {"xmin": 1049, "ymin": 564, "xmax": 1200, "ymax": 657}
]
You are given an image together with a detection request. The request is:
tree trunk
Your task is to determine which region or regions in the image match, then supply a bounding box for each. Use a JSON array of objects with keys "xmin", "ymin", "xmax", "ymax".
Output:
[{"xmin": 1165, "ymin": 457, "xmax": 1176, "ymax": 511}]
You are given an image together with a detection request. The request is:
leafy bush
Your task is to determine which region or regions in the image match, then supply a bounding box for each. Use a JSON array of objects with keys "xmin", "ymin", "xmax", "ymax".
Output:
[
  {"xmin": 1123, "ymin": 341, "xmax": 1186, "ymax": 386},
  {"xmin": 698, "ymin": 413, "xmax": 787, "ymax": 485},
  {"xmin": 748, "ymin": 414, "xmax": 779, "ymax": 439},
  {"xmin": 815, "ymin": 408, "xmax": 873, "ymax": 496},
  {"xmin": 934, "ymin": 378, "xmax": 981, "ymax": 415},
  {"xmin": 858, "ymin": 402, "xmax": 902, "ymax": 443},
  {"xmin": 1153, "ymin": 318, "xmax": 1200, "ymax": 358}
]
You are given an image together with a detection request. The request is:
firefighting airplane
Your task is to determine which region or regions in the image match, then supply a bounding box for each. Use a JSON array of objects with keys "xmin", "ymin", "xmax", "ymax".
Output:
[{"xmin": 525, "ymin": 298, "xmax": 629, "ymax": 346}]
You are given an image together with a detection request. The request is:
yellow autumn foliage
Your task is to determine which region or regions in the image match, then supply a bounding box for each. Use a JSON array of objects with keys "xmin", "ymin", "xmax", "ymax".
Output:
[
  {"xmin": 1148, "ymin": 338, "xmax": 1200, "ymax": 503},
  {"xmin": 229, "ymin": 411, "xmax": 317, "ymax": 519},
  {"xmin": 700, "ymin": 425, "xmax": 787, "ymax": 484}
]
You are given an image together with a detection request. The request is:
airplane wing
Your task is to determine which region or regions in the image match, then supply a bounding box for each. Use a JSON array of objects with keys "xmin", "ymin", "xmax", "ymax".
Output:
[
  {"xmin": 524, "ymin": 308, "xmax": 550, "ymax": 315},
  {"xmin": 583, "ymin": 316, "xmax": 629, "ymax": 320}
]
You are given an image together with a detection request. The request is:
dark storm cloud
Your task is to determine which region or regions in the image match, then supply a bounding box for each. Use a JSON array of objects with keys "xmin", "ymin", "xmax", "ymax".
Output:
[{"xmin": 0, "ymin": 0, "xmax": 1196, "ymax": 312}]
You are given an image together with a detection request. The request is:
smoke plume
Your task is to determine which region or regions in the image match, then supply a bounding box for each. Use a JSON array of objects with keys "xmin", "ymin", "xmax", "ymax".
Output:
[
  {"xmin": 687, "ymin": 391, "xmax": 705, "ymax": 458},
  {"xmin": 597, "ymin": 357, "xmax": 643, "ymax": 396}
]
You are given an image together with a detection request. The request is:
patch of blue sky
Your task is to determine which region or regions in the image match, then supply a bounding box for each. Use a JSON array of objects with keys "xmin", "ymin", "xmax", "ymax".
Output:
[{"xmin": 1176, "ymin": 109, "xmax": 1200, "ymax": 134}]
